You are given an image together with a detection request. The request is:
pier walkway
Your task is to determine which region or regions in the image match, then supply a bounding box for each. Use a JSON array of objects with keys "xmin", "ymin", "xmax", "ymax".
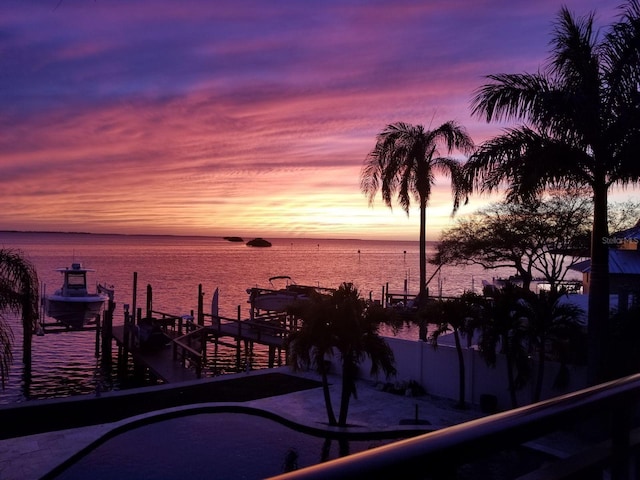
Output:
[
  {"xmin": 111, "ymin": 312, "xmax": 295, "ymax": 384},
  {"xmin": 112, "ymin": 326, "xmax": 197, "ymax": 383}
]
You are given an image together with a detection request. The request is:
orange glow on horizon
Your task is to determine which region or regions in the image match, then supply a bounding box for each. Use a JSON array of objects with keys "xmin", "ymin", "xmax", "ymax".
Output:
[{"xmin": 0, "ymin": 0, "xmax": 628, "ymax": 241}]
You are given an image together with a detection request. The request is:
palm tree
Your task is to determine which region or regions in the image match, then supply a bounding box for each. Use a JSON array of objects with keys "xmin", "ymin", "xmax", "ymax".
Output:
[
  {"xmin": 285, "ymin": 290, "xmax": 339, "ymax": 425},
  {"xmin": 477, "ymin": 282, "xmax": 533, "ymax": 409},
  {"xmin": 486, "ymin": 284, "xmax": 534, "ymax": 409},
  {"xmin": 286, "ymin": 282, "xmax": 396, "ymax": 427},
  {"xmin": 517, "ymin": 289, "xmax": 585, "ymax": 403},
  {"xmin": 466, "ymin": 1, "xmax": 640, "ymax": 385},
  {"xmin": 361, "ymin": 121, "xmax": 474, "ymax": 340},
  {"xmin": 426, "ymin": 291, "xmax": 484, "ymax": 409},
  {"xmin": 0, "ymin": 249, "xmax": 40, "ymax": 387},
  {"xmin": 478, "ymin": 284, "xmax": 585, "ymax": 407}
]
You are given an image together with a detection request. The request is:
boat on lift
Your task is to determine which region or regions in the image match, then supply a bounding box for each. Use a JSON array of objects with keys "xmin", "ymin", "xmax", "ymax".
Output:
[
  {"xmin": 247, "ymin": 276, "xmax": 333, "ymax": 314},
  {"xmin": 44, "ymin": 262, "xmax": 112, "ymax": 329}
]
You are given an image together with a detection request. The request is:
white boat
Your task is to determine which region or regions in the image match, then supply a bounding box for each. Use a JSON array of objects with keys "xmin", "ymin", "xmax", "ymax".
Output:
[
  {"xmin": 247, "ymin": 276, "xmax": 332, "ymax": 314},
  {"xmin": 44, "ymin": 263, "xmax": 112, "ymax": 329}
]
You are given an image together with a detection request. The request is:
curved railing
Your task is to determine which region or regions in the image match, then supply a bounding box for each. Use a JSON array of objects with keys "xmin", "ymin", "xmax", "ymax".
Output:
[{"xmin": 269, "ymin": 373, "xmax": 640, "ymax": 480}]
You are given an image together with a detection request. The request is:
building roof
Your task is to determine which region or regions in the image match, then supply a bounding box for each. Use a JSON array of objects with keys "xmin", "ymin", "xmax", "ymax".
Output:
[
  {"xmin": 570, "ymin": 249, "xmax": 640, "ymax": 275},
  {"xmin": 611, "ymin": 218, "xmax": 640, "ymax": 241}
]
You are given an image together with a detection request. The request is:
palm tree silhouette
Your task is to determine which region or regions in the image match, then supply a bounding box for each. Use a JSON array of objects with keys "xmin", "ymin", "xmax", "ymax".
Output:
[
  {"xmin": 477, "ymin": 282, "xmax": 532, "ymax": 409},
  {"xmin": 0, "ymin": 249, "xmax": 39, "ymax": 387},
  {"xmin": 517, "ymin": 289, "xmax": 584, "ymax": 403},
  {"xmin": 286, "ymin": 282, "xmax": 396, "ymax": 427},
  {"xmin": 361, "ymin": 121, "xmax": 474, "ymax": 339},
  {"xmin": 466, "ymin": 1, "xmax": 640, "ymax": 384},
  {"xmin": 426, "ymin": 291, "xmax": 484, "ymax": 409}
]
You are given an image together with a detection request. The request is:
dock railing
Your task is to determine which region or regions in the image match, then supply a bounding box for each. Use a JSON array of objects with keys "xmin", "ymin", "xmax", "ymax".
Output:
[
  {"xmin": 172, "ymin": 326, "xmax": 206, "ymax": 377},
  {"xmin": 270, "ymin": 373, "xmax": 640, "ymax": 480},
  {"xmin": 205, "ymin": 311, "xmax": 297, "ymax": 342},
  {"xmin": 153, "ymin": 310, "xmax": 298, "ymax": 378},
  {"xmin": 145, "ymin": 309, "xmax": 183, "ymax": 334}
]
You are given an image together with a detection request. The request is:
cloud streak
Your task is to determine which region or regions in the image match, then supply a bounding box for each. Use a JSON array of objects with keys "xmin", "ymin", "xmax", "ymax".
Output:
[{"xmin": 0, "ymin": 0, "xmax": 626, "ymax": 240}]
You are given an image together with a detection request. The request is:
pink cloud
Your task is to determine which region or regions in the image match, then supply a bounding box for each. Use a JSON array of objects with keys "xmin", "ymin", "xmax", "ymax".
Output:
[{"xmin": 0, "ymin": 0, "xmax": 628, "ymax": 240}]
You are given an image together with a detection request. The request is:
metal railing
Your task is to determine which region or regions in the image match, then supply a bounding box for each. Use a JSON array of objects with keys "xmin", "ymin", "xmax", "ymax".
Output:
[{"xmin": 269, "ymin": 374, "xmax": 640, "ymax": 480}]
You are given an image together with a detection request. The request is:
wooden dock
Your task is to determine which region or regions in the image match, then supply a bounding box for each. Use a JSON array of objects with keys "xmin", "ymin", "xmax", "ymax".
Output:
[
  {"xmin": 111, "ymin": 313, "xmax": 295, "ymax": 384},
  {"xmin": 112, "ymin": 326, "xmax": 200, "ymax": 383},
  {"xmin": 102, "ymin": 280, "xmax": 303, "ymax": 384},
  {"xmin": 208, "ymin": 316, "xmax": 290, "ymax": 348}
]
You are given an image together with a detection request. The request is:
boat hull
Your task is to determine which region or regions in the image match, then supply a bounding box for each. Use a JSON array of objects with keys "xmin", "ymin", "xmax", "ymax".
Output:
[
  {"xmin": 45, "ymin": 294, "xmax": 109, "ymax": 329},
  {"xmin": 251, "ymin": 292, "xmax": 307, "ymax": 312}
]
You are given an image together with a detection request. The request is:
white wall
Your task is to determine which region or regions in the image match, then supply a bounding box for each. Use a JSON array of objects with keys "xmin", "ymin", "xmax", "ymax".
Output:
[{"xmin": 357, "ymin": 336, "xmax": 587, "ymax": 411}]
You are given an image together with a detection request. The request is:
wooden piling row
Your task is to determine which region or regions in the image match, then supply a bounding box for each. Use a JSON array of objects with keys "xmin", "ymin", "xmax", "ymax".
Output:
[{"xmin": 107, "ymin": 276, "xmax": 292, "ymax": 384}]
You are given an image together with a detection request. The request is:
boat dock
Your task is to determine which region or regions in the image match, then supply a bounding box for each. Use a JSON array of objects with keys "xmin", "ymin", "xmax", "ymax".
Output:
[
  {"xmin": 111, "ymin": 325, "xmax": 198, "ymax": 383},
  {"xmin": 108, "ymin": 285, "xmax": 298, "ymax": 384}
]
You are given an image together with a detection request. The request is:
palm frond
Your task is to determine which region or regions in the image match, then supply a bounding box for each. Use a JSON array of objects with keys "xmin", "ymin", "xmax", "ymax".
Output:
[
  {"xmin": 549, "ymin": 7, "xmax": 598, "ymax": 85},
  {"xmin": 0, "ymin": 249, "xmax": 40, "ymax": 388},
  {"xmin": 601, "ymin": 0, "xmax": 640, "ymax": 97},
  {"xmin": 466, "ymin": 126, "xmax": 593, "ymax": 200},
  {"xmin": 471, "ymin": 72, "xmax": 551, "ymax": 124}
]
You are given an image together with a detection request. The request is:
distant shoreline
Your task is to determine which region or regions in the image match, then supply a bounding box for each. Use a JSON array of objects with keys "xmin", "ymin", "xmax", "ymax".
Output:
[{"xmin": 0, "ymin": 230, "xmax": 428, "ymax": 244}]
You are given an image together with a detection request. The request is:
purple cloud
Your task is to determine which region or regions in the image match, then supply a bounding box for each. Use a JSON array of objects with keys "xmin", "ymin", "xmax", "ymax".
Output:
[{"xmin": 0, "ymin": 0, "xmax": 627, "ymax": 239}]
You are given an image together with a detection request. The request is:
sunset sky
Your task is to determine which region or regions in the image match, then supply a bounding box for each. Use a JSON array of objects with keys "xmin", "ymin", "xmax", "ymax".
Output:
[{"xmin": 0, "ymin": 0, "xmax": 630, "ymax": 241}]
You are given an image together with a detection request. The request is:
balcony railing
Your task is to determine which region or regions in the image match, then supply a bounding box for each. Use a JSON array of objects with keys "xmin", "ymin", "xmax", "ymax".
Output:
[{"xmin": 269, "ymin": 373, "xmax": 640, "ymax": 480}]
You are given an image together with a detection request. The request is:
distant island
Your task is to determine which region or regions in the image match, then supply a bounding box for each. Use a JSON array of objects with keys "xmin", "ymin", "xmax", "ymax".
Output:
[
  {"xmin": 246, "ymin": 237, "xmax": 272, "ymax": 247},
  {"xmin": 223, "ymin": 236, "xmax": 244, "ymax": 242}
]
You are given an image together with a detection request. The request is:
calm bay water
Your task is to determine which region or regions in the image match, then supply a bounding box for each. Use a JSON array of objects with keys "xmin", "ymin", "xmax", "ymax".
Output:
[{"xmin": 0, "ymin": 231, "xmax": 503, "ymax": 405}]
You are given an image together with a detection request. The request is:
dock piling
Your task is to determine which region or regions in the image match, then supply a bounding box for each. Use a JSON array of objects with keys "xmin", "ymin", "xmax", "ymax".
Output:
[
  {"xmin": 94, "ymin": 314, "xmax": 101, "ymax": 357},
  {"xmin": 146, "ymin": 284, "xmax": 152, "ymax": 319}
]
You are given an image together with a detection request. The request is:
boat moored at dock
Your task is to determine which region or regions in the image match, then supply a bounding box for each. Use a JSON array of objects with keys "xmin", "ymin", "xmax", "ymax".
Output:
[
  {"xmin": 247, "ymin": 276, "xmax": 333, "ymax": 314},
  {"xmin": 44, "ymin": 263, "xmax": 112, "ymax": 330}
]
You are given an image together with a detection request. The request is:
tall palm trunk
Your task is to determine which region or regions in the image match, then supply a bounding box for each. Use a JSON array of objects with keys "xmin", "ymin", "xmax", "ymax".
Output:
[
  {"xmin": 503, "ymin": 334, "xmax": 519, "ymax": 408},
  {"xmin": 419, "ymin": 196, "xmax": 427, "ymax": 298},
  {"xmin": 22, "ymin": 296, "xmax": 34, "ymax": 383},
  {"xmin": 534, "ymin": 332, "xmax": 546, "ymax": 403},
  {"xmin": 587, "ymin": 179, "xmax": 610, "ymax": 385},
  {"xmin": 319, "ymin": 361, "xmax": 338, "ymax": 426},
  {"xmin": 418, "ymin": 195, "xmax": 428, "ymax": 341},
  {"xmin": 453, "ymin": 327, "xmax": 466, "ymax": 408},
  {"xmin": 338, "ymin": 370, "xmax": 351, "ymax": 427},
  {"xmin": 338, "ymin": 357, "xmax": 357, "ymax": 426},
  {"xmin": 20, "ymin": 266, "xmax": 37, "ymax": 382}
]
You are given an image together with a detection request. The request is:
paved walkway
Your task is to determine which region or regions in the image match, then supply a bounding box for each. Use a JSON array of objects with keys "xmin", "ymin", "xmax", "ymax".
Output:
[{"xmin": 0, "ymin": 368, "xmax": 487, "ymax": 479}]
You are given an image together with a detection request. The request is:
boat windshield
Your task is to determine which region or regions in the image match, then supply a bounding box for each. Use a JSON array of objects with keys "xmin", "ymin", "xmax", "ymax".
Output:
[{"xmin": 66, "ymin": 273, "xmax": 87, "ymax": 289}]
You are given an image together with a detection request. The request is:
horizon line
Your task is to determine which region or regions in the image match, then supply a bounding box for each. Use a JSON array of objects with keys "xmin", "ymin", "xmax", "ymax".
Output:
[{"xmin": 0, "ymin": 230, "xmax": 436, "ymax": 243}]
